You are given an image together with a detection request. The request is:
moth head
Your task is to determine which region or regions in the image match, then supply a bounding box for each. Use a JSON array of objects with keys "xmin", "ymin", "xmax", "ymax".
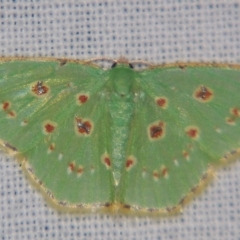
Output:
[{"xmin": 110, "ymin": 62, "xmax": 135, "ymax": 97}]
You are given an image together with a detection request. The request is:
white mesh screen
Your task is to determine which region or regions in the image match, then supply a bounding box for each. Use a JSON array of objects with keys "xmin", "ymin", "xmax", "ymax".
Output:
[{"xmin": 0, "ymin": 1, "xmax": 240, "ymax": 239}]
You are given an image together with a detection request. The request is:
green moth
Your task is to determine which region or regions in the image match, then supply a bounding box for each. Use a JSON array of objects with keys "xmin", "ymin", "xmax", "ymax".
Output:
[{"xmin": 0, "ymin": 57, "xmax": 240, "ymax": 215}]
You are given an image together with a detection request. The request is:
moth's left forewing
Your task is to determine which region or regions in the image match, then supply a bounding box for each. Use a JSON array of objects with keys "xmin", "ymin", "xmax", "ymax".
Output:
[{"xmin": 118, "ymin": 65, "xmax": 240, "ymax": 213}]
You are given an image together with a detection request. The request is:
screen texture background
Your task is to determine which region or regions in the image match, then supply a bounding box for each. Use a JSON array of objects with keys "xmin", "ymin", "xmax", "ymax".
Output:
[{"xmin": 0, "ymin": 1, "xmax": 240, "ymax": 239}]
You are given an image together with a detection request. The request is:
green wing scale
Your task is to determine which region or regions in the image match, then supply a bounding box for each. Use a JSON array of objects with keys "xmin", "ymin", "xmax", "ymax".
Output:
[{"xmin": 0, "ymin": 58, "xmax": 240, "ymax": 214}]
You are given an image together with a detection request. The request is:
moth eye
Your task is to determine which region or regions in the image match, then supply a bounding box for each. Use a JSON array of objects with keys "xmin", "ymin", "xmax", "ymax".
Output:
[
  {"xmin": 111, "ymin": 62, "xmax": 117, "ymax": 68},
  {"xmin": 129, "ymin": 63, "xmax": 134, "ymax": 69}
]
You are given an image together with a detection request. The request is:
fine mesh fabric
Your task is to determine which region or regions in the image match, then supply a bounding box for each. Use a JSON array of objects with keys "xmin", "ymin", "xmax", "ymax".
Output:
[{"xmin": 0, "ymin": 1, "xmax": 240, "ymax": 239}]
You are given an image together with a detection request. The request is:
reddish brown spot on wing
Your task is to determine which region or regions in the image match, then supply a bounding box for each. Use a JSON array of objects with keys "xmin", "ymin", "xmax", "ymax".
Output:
[
  {"xmin": 194, "ymin": 85, "xmax": 213, "ymax": 103},
  {"xmin": 104, "ymin": 157, "xmax": 111, "ymax": 167},
  {"xmin": 150, "ymin": 125, "xmax": 162, "ymax": 138},
  {"xmin": 78, "ymin": 95, "xmax": 88, "ymax": 104},
  {"xmin": 148, "ymin": 121, "xmax": 165, "ymax": 140},
  {"xmin": 156, "ymin": 97, "xmax": 168, "ymax": 109},
  {"xmin": 126, "ymin": 159, "xmax": 133, "ymax": 168},
  {"xmin": 152, "ymin": 166, "xmax": 169, "ymax": 180},
  {"xmin": 101, "ymin": 153, "xmax": 111, "ymax": 169},
  {"xmin": 161, "ymin": 166, "xmax": 168, "ymax": 178},
  {"xmin": 185, "ymin": 126, "xmax": 200, "ymax": 140},
  {"xmin": 75, "ymin": 117, "xmax": 93, "ymax": 135},
  {"xmin": 68, "ymin": 162, "xmax": 75, "ymax": 172},
  {"xmin": 187, "ymin": 129, "xmax": 197, "ymax": 137},
  {"xmin": 125, "ymin": 156, "xmax": 137, "ymax": 171},
  {"xmin": 8, "ymin": 111, "xmax": 16, "ymax": 118},
  {"xmin": 45, "ymin": 123, "xmax": 55, "ymax": 133},
  {"xmin": 32, "ymin": 81, "xmax": 49, "ymax": 96},
  {"xmin": 226, "ymin": 107, "xmax": 240, "ymax": 125},
  {"xmin": 231, "ymin": 108, "xmax": 240, "ymax": 117},
  {"xmin": 2, "ymin": 101, "xmax": 10, "ymax": 110},
  {"xmin": 76, "ymin": 93, "xmax": 89, "ymax": 106},
  {"xmin": 43, "ymin": 121, "xmax": 57, "ymax": 134},
  {"xmin": 2, "ymin": 101, "xmax": 16, "ymax": 118},
  {"xmin": 79, "ymin": 121, "xmax": 91, "ymax": 133}
]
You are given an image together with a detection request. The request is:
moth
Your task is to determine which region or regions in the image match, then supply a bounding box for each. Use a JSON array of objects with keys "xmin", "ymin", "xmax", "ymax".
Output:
[{"xmin": 0, "ymin": 57, "xmax": 240, "ymax": 215}]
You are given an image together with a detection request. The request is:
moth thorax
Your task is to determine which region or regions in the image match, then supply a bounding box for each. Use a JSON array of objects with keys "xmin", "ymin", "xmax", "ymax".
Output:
[{"xmin": 111, "ymin": 67, "xmax": 135, "ymax": 97}]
